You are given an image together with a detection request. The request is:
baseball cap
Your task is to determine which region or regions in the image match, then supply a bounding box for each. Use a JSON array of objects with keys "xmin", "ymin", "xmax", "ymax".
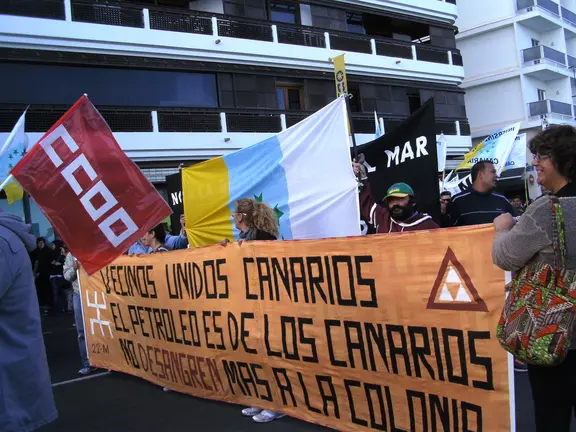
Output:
[{"xmin": 384, "ymin": 183, "xmax": 414, "ymax": 200}]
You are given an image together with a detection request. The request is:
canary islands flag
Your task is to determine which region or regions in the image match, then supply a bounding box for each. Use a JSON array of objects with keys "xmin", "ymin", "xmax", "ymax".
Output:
[
  {"xmin": 0, "ymin": 111, "xmax": 28, "ymax": 204},
  {"xmin": 182, "ymin": 97, "xmax": 360, "ymax": 247}
]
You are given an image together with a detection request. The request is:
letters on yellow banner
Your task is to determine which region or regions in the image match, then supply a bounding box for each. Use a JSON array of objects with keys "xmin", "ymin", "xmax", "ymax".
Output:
[
  {"xmin": 332, "ymin": 54, "xmax": 348, "ymax": 98},
  {"xmin": 80, "ymin": 225, "xmax": 511, "ymax": 432}
]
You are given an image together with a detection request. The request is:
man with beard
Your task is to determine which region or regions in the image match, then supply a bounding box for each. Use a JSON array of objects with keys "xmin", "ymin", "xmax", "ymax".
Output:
[{"xmin": 354, "ymin": 162, "xmax": 438, "ymax": 233}]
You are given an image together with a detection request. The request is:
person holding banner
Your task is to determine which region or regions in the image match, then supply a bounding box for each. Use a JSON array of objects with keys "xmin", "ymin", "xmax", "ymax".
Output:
[
  {"xmin": 353, "ymin": 162, "xmax": 438, "ymax": 233},
  {"xmin": 63, "ymin": 253, "xmax": 98, "ymax": 376},
  {"xmin": 0, "ymin": 211, "xmax": 57, "ymax": 431},
  {"xmin": 492, "ymin": 125, "xmax": 576, "ymax": 431},
  {"xmin": 221, "ymin": 198, "xmax": 285, "ymax": 423}
]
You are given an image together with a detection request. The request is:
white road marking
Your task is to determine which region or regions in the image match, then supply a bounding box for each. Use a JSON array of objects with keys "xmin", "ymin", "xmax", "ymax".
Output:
[{"xmin": 52, "ymin": 371, "xmax": 110, "ymax": 387}]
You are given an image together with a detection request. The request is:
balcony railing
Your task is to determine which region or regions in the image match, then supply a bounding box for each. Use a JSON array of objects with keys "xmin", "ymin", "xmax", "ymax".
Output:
[
  {"xmin": 0, "ymin": 104, "xmax": 471, "ymax": 136},
  {"xmin": 0, "ymin": 0, "xmax": 462, "ymax": 67},
  {"xmin": 517, "ymin": 0, "xmax": 560, "ymax": 16},
  {"xmin": 522, "ymin": 45, "xmax": 566, "ymax": 66},
  {"xmin": 0, "ymin": 0, "xmax": 65, "ymax": 19},
  {"xmin": 528, "ymin": 99, "xmax": 572, "ymax": 117}
]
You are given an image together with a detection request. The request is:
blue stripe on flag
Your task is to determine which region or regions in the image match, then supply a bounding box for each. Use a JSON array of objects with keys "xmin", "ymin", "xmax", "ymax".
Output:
[{"xmin": 224, "ymin": 135, "xmax": 293, "ymax": 240}]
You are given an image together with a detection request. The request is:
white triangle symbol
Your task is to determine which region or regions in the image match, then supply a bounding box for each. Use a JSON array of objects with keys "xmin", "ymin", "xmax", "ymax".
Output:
[
  {"xmin": 439, "ymin": 284, "xmax": 454, "ymax": 301},
  {"xmin": 446, "ymin": 267, "xmax": 461, "ymax": 283},
  {"xmin": 455, "ymin": 285, "xmax": 472, "ymax": 302}
]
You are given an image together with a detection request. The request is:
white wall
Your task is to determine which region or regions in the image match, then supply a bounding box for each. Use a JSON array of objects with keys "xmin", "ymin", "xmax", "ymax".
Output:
[
  {"xmin": 458, "ymin": 26, "xmax": 518, "ymax": 78},
  {"xmin": 546, "ymin": 77, "xmax": 572, "ymax": 103},
  {"xmin": 465, "ymin": 77, "xmax": 525, "ymax": 130},
  {"xmin": 189, "ymin": 0, "xmax": 224, "ymax": 14},
  {"xmin": 456, "ymin": 0, "xmax": 515, "ymax": 32}
]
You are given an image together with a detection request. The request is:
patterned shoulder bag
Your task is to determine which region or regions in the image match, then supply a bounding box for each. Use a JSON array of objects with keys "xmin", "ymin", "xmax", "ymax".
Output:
[{"xmin": 497, "ymin": 196, "xmax": 576, "ymax": 365}]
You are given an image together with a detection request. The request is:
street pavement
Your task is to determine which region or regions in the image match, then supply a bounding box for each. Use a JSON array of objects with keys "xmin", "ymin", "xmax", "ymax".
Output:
[{"xmin": 38, "ymin": 314, "xmax": 574, "ymax": 432}]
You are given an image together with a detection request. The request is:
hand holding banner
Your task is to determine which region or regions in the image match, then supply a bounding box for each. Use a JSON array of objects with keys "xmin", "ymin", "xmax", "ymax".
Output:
[{"xmin": 11, "ymin": 96, "xmax": 172, "ymax": 274}]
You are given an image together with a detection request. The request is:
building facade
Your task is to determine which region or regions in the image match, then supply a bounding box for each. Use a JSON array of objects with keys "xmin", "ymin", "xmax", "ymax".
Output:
[
  {"xmin": 0, "ymin": 0, "xmax": 470, "ymax": 238},
  {"xmin": 457, "ymin": 0, "xmax": 576, "ymax": 142}
]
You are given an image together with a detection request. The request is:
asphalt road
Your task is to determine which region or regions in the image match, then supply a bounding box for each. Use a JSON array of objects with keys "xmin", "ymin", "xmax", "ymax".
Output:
[{"xmin": 37, "ymin": 314, "xmax": 574, "ymax": 432}]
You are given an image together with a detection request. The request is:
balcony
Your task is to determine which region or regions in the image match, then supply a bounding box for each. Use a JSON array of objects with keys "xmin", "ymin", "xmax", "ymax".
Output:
[
  {"xmin": 0, "ymin": 104, "xmax": 471, "ymax": 160},
  {"xmin": 517, "ymin": 0, "xmax": 562, "ymax": 31},
  {"xmin": 521, "ymin": 45, "xmax": 568, "ymax": 79},
  {"xmin": 528, "ymin": 99, "xmax": 573, "ymax": 119},
  {"xmin": 0, "ymin": 0, "xmax": 464, "ymax": 85}
]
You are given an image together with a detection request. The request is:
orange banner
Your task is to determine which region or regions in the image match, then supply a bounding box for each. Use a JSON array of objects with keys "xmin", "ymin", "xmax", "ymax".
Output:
[{"xmin": 80, "ymin": 225, "xmax": 511, "ymax": 431}]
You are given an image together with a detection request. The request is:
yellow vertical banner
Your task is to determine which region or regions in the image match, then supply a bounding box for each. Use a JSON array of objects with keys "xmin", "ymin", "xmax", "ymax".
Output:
[{"xmin": 332, "ymin": 54, "xmax": 348, "ymax": 97}]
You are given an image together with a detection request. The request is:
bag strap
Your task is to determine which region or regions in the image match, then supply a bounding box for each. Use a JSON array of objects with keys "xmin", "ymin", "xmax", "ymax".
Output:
[{"xmin": 549, "ymin": 195, "xmax": 567, "ymax": 270}]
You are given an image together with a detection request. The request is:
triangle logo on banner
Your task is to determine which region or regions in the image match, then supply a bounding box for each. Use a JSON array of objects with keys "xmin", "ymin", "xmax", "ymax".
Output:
[{"xmin": 427, "ymin": 247, "xmax": 488, "ymax": 312}]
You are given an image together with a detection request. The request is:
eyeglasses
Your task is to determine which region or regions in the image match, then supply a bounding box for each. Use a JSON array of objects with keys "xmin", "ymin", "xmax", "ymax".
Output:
[
  {"xmin": 233, "ymin": 212, "xmax": 246, "ymax": 217},
  {"xmin": 532, "ymin": 153, "xmax": 551, "ymax": 162}
]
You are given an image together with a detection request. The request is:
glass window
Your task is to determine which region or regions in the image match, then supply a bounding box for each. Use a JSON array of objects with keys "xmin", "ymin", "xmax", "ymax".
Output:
[
  {"xmin": 276, "ymin": 85, "xmax": 304, "ymax": 110},
  {"xmin": 269, "ymin": 2, "xmax": 298, "ymax": 24},
  {"xmin": 0, "ymin": 63, "xmax": 218, "ymax": 108},
  {"xmin": 346, "ymin": 12, "xmax": 364, "ymax": 34}
]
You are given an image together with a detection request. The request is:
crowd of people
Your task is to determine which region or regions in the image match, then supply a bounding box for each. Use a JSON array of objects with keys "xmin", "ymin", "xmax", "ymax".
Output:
[{"xmin": 1, "ymin": 124, "xmax": 576, "ymax": 432}]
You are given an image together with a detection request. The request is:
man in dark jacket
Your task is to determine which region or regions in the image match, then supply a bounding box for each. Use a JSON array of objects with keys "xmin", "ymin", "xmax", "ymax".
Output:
[
  {"xmin": 0, "ymin": 211, "xmax": 57, "ymax": 431},
  {"xmin": 354, "ymin": 162, "xmax": 438, "ymax": 233},
  {"xmin": 449, "ymin": 161, "xmax": 516, "ymax": 226}
]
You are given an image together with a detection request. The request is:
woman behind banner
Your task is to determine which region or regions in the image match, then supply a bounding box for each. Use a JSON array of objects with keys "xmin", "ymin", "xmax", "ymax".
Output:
[
  {"xmin": 492, "ymin": 125, "xmax": 576, "ymax": 432},
  {"xmin": 221, "ymin": 198, "xmax": 284, "ymax": 424}
]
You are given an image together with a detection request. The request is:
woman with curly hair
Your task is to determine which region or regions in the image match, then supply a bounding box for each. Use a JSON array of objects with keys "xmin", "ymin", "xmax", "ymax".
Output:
[
  {"xmin": 222, "ymin": 198, "xmax": 279, "ymax": 245},
  {"xmin": 222, "ymin": 198, "xmax": 283, "ymax": 423},
  {"xmin": 492, "ymin": 125, "xmax": 576, "ymax": 431}
]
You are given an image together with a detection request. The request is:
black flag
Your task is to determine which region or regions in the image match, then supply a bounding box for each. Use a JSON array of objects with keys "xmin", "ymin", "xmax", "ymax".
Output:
[
  {"xmin": 357, "ymin": 99, "xmax": 440, "ymax": 223},
  {"xmin": 166, "ymin": 172, "xmax": 183, "ymax": 234}
]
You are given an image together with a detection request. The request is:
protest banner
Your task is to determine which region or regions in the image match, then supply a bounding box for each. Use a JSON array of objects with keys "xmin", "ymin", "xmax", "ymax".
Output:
[
  {"xmin": 357, "ymin": 99, "xmax": 440, "ymax": 224},
  {"xmin": 80, "ymin": 225, "xmax": 512, "ymax": 431},
  {"xmin": 166, "ymin": 172, "xmax": 183, "ymax": 234},
  {"xmin": 455, "ymin": 123, "xmax": 520, "ymax": 175},
  {"xmin": 182, "ymin": 97, "xmax": 359, "ymax": 248},
  {"xmin": 11, "ymin": 96, "xmax": 172, "ymax": 274},
  {"xmin": 502, "ymin": 134, "xmax": 527, "ymax": 173}
]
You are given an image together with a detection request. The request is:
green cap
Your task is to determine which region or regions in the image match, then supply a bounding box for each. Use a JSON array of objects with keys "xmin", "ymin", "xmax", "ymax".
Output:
[{"xmin": 385, "ymin": 183, "xmax": 414, "ymax": 200}]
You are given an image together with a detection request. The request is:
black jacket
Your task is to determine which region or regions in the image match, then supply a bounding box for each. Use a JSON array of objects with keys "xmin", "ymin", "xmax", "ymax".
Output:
[
  {"xmin": 254, "ymin": 230, "xmax": 277, "ymax": 241},
  {"xmin": 448, "ymin": 188, "xmax": 516, "ymax": 227}
]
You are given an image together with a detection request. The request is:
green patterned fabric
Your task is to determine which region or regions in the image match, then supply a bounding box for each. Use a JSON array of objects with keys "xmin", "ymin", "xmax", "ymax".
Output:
[{"xmin": 497, "ymin": 197, "xmax": 576, "ymax": 365}]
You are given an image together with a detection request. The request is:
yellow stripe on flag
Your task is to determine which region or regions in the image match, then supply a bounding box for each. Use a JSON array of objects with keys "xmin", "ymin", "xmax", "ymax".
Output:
[
  {"xmin": 5, "ymin": 182, "xmax": 23, "ymax": 204},
  {"xmin": 455, "ymin": 142, "xmax": 485, "ymax": 171},
  {"xmin": 182, "ymin": 157, "xmax": 234, "ymax": 247}
]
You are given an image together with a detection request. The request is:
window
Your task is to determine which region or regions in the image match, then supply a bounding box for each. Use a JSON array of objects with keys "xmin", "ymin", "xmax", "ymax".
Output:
[
  {"xmin": 538, "ymin": 89, "xmax": 546, "ymax": 101},
  {"xmin": 348, "ymin": 85, "xmax": 361, "ymax": 112},
  {"xmin": 0, "ymin": 63, "xmax": 218, "ymax": 107},
  {"xmin": 269, "ymin": 2, "xmax": 299, "ymax": 24},
  {"xmin": 276, "ymin": 85, "xmax": 304, "ymax": 110},
  {"xmin": 346, "ymin": 12, "xmax": 364, "ymax": 34},
  {"xmin": 407, "ymin": 89, "xmax": 422, "ymax": 114}
]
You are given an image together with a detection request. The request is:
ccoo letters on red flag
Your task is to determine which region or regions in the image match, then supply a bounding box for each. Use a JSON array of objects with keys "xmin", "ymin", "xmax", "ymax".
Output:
[{"xmin": 11, "ymin": 96, "xmax": 172, "ymax": 275}]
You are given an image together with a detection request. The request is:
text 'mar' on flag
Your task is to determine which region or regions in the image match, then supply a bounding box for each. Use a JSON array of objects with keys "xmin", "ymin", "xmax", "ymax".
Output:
[
  {"xmin": 356, "ymin": 98, "xmax": 441, "ymax": 223},
  {"xmin": 182, "ymin": 97, "xmax": 360, "ymax": 247}
]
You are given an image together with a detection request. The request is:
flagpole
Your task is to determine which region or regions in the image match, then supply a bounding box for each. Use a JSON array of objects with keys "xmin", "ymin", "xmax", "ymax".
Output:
[
  {"xmin": 0, "ymin": 174, "xmax": 13, "ymax": 192},
  {"xmin": 345, "ymin": 94, "xmax": 358, "ymax": 159}
]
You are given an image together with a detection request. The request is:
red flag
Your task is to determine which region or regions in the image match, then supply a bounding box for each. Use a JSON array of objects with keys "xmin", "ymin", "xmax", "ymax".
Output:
[{"xmin": 11, "ymin": 96, "xmax": 172, "ymax": 275}]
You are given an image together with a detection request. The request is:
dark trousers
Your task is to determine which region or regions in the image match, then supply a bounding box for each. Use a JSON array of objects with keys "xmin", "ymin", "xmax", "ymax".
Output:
[{"xmin": 528, "ymin": 350, "xmax": 576, "ymax": 431}]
